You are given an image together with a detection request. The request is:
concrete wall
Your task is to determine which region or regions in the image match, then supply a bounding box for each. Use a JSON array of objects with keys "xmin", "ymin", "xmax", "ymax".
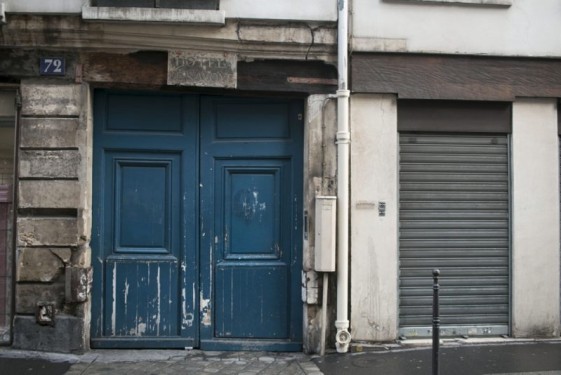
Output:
[
  {"xmin": 350, "ymin": 94, "xmax": 399, "ymax": 342},
  {"xmin": 511, "ymin": 99, "xmax": 561, "ymax": 337},
  {"xmin": 221, "ymin": 0, "xmax": 336, "ymax": 21},
  {"xmin": 4, "ymin": 0, "xmax": 337, "ymax": 21},
  {"xmin": 352, "ymin": 0, "xmax": 561, "ymax": 57},
  {"xmin": 3, "ymin": 0, "xmax": 85, "ymax": 14},
  {"xmin": 349, "ymin": 96, "xmax": 561, "ymax": 343}
]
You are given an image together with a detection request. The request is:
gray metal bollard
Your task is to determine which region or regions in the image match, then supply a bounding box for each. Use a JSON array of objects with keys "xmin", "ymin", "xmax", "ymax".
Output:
[{"xmin": 432, "ymin": 269, "xmax": 440, "ymax": 375}]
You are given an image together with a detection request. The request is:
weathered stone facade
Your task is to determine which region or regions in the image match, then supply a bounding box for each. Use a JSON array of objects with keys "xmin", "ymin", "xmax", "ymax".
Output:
[
  {"xmin": 0, "ymin": 91, "xmax": 15, "ymax": 343},
  {"xmin": 1, "ymin": 11, "xmax": 337, "ymax": 352},
  {"xmin": 13, "ymin": 80, "xmax": 91, "ymax": 352}
]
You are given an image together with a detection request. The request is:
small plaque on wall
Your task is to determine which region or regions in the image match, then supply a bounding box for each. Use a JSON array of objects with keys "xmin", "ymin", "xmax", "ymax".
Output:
[
  {"xmin": 168, "ymin": 51, "xmax": 237, "ymax": 88},
  {"xmin": 39, "ymin": 57, "xmax": 66, "ymax": 76}
]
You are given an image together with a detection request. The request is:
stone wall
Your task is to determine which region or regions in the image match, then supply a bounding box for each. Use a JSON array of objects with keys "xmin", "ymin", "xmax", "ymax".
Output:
[
  {"xmin": 13, "ymin": 80, "xmax": 91, "ymax": 353},
  {"xmin": 0, "ymin": 91, "xmax": 16, "ymax": 343},
  {"xmin": 302, "ymin": 95, "xmax": 337, "ymax": 353},
  {"xmin": 0, "ymin": 17, "xmax": 337, "ymax": 350}
]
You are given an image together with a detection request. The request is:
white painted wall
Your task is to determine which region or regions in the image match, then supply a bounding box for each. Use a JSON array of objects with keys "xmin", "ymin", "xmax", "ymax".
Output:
[
  {"xmin": 3, "ymin": 0, "xmax": 85, "ymax": 13},
  {"xmin": 350, "ymin": 94, "xmax": 399, "ymax": 342},
  {"xmin": 4, "ymin": 0, "xmax": 337, "ymax": 21},
  {"xmin": 221, "ymin": 0, "xmax": 336, "ymax": 21},
  {"xmin": 352, "ymin": 0, "xmax": 561, "ymax": 57},
  {"xmin": 511, "ymin": 99, "xmax": 561, "ymax": 337}
]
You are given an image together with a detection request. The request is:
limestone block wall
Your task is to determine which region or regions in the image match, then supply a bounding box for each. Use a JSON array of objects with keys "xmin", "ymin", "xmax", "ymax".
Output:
[
  {"xmin": 13, "ymin": 80, "xmax": 91, "ymax": 352},
  {"xmin": 0, "ymin": 91, "xmax": 15, "ymax": 343}
]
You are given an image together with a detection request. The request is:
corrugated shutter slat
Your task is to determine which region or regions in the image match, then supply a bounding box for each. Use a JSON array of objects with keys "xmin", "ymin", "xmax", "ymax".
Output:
[{"xmin": 399, "ymin": 133, "xmax": 509, "ymax": 337}]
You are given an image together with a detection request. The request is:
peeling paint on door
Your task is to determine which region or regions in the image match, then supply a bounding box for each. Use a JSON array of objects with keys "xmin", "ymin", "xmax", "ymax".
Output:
[
  {"xmin": 200, "ymin": 294, "xmax": 212, "ymax": 327},
  {"xmin": 199, "ymin": 96, "xmax": 304, "ymax": 349},
  {"xmin": 92, "ymin": 90, "xmax": 198, "ymax": 348}
]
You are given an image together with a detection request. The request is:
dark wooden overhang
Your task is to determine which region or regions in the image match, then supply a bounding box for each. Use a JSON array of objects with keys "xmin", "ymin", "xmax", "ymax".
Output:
[{"xmin": 352, "ymin": 53, "xmax": 561, "ymax": 102}]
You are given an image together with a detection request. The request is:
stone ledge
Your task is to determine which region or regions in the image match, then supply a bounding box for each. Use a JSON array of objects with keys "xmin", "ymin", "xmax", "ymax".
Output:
[{"xmin": 82, "ymin": 6, "xmax": 225, "ymax": 26}]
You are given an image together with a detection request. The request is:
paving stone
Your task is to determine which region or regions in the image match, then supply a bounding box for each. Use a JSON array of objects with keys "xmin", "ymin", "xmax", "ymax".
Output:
[
  {"xmin": 58, "ymin": 350, "xmax": 324, "ymax": 375},
  {"xmin": 259, "ymin": 356, "xmax": 276, "ymax": 363},
  {"xmin": 203, "ymin": 368, "xmax": 221, "ymax": 373}
]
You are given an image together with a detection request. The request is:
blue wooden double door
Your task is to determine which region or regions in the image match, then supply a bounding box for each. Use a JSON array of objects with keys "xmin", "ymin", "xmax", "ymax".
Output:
[{"xmin": 92, "ymin": 90, "xmax": 303, "ymax": 350}]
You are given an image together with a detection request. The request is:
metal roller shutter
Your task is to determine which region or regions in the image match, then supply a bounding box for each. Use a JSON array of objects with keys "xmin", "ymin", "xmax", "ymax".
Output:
[{"xmin": 399, "ymin": 133, "xmax": 510, "ymax": 338}]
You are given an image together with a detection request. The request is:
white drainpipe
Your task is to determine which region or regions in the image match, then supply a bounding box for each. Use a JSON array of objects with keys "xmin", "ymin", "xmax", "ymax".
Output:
[{"xmin": 334, "ymin": 0, "xmax": 351, "ymax": 353}]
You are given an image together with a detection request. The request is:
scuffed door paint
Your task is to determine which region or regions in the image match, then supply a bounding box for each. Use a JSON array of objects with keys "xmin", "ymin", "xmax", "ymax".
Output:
[
  {"xmin": 92, "ymin": 91, "xmax": 199, "ymax": 348},
  {"xmin": 92, "ymin": 91, "xmax": 303, "ymax": 351},
  {"xmin": 200, "ymin": 97, "xmax": 304, "ymax": 351}
]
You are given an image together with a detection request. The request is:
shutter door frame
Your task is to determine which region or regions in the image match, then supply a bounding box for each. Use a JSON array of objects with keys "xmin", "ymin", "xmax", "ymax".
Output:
[{"xmin": 398, "ymin": 101, "xmax": 511, "ymax": 338}]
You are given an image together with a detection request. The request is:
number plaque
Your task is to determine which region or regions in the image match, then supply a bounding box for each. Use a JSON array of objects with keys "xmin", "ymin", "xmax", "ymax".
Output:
[{"xmin": 40, "ymin": 57, "xmax": 66, "ymax": 76}]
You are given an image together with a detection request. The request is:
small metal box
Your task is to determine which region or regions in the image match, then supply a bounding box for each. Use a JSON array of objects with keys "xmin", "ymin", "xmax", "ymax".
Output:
[{"xmin": 314, "ymin": 196, "xmax": 337, "ymax": 272}]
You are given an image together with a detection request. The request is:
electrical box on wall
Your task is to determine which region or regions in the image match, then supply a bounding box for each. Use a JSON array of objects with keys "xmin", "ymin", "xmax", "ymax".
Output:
[{"xmin": 314, "ymin": 196, "xmax": 336, "ymax": 272}]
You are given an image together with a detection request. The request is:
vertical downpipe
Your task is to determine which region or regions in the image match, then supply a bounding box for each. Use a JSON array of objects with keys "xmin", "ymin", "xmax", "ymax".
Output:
[{"xmin": 335, "ymin": 0, "xmax": 351, "ymax": 353}]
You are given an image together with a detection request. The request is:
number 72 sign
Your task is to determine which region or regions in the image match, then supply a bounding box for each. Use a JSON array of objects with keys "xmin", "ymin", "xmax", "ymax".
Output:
[{"xmin": 40, "ymin": 57, "xmax": 66, "ymax": 76}]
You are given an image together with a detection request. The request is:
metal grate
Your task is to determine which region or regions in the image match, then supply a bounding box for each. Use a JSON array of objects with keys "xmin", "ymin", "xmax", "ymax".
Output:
[{"xmin": 399, "ymin": 133, "xmax": 509, "ymax": 337}]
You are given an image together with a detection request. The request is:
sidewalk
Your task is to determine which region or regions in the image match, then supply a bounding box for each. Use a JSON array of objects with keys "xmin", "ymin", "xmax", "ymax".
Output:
[
  {"xmin": 2, "ymin": 341, "xmax": 561, "ymax": 375},
  {"xmin": 314, "ymin": 340, "xmax": 561, "ymax": 375},
  {"xmin": 0, "ymin": 348, "xmax": 323, "ymax": 375}
]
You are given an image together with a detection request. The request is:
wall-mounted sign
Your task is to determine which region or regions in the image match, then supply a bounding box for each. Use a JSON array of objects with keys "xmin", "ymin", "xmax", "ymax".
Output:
[
  {"xmin": 39, "ymin": 58, "xmax": 66, "ymax": 76},
  {"xmin": 168, "ymin": 51, "xmax": 237, "ymax": 88}
]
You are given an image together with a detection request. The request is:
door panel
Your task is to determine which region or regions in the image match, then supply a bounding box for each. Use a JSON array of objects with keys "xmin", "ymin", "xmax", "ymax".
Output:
[
  {"xmin": 92, "ymin": 91, "xmax": 199, "ymax": 348},
  {"xmin": 101, "ymin": 152, "xmax": 181, "ymax": 338},
  {"xmin": 104, "ymin": 258, "xmax": 179, "ymax": 337},
  {"xmin": 215, "ymin": 265, "xmax": 289, "ymax": 338},
  {"xmin": 112, "ymin": 154, "xmax": 179, "ymax": 254},
  {"xmin": 200, "ymin": 97, "xmax": 303, "ymax": 351},
  {"xmin": 214, "ymin": 102, "xmax": 291, "ymax": 139},
  {"xmin": 215, "ymin": 160, "xmax": 290, "ymax": 339},
  {"xmin": 93, "ymin": 91, "xmax": 303, "ymax": 350},
  {"xmin": 104, "ymin": 94, "xmax": 184, "ymax": 133},
  {"xmin": 224, "ymin": 164, "xmax": 283, "ymax": 258}
]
